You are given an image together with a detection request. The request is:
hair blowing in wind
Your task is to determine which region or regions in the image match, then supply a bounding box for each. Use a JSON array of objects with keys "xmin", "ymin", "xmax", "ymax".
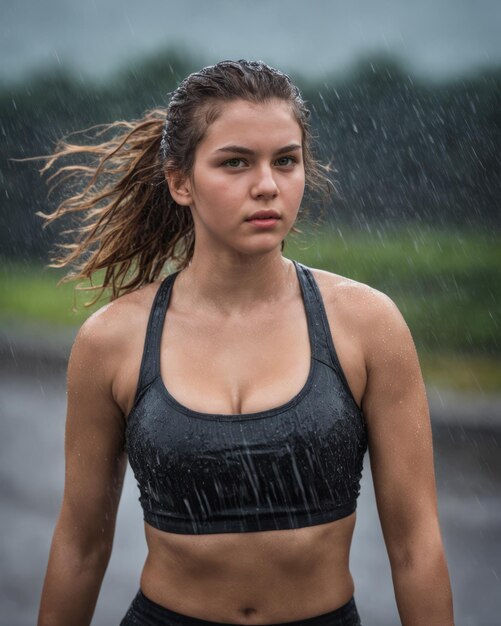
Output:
[{"xmin": 34, "ymin": 60, "xmax": 334, "ymax": 306}]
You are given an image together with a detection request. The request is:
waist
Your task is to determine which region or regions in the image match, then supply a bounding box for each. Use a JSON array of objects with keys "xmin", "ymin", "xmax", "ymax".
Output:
[
  {"xmin": 129, "ymin": 589, "xmax": 360, "ymax": 625},
  {"xmin": 140, "ymin": 514, "xmax": 356, "ymax": 622}
]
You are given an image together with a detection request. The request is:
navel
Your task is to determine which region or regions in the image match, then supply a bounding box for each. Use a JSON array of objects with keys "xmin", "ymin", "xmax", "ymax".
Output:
[{"xmin": 239, "ymin": 606, "xmax": 258, "ymax": 618}]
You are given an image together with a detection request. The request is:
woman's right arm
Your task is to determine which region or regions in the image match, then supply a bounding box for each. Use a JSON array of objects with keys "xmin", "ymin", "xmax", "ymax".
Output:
[{"xmin": 38, "ymin": 310, "xmax": 128, "ymax": 626}]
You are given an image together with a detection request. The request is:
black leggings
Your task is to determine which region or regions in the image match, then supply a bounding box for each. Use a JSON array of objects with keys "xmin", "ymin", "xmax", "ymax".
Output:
[{"xmin": 119, "ymin": 589, "xmax": 362, "ymax": 626}]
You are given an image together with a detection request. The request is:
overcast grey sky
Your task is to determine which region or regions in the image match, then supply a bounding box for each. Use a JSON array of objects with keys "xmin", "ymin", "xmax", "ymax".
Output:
[{"xmin": 1, "ymin": 0, "xmax": 500, "ymax": 84}]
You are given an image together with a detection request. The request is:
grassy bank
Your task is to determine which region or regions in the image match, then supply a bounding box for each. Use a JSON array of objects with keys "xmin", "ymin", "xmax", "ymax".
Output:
[
  {"xmin": 1, "ymin": 226, "xmax": 499, "ymax": 392},
  {"xmin": 288, "ymin": 225, "xmax": 500, "ymax": 353}
]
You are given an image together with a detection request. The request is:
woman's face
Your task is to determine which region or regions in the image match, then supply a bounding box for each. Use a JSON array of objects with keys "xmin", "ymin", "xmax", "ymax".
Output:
[{"xmin": 175, "ymin": 98, "xmax": 305, "ymax": 258}]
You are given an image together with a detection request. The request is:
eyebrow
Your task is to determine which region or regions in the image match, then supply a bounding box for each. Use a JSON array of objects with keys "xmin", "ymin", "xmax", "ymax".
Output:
[{"xmin": 214, "ymin": 143, "xmax": 302, "ymax": 156}]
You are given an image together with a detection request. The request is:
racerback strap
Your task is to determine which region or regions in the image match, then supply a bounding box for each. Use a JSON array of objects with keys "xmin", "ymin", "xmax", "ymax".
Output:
[
  {"xmin": 293, "ymin": 261, "xmax": 350, "ymax": 386},
  {"xmin": 131, "ymin": 270, "xmax": 179, "ymax": 406}
]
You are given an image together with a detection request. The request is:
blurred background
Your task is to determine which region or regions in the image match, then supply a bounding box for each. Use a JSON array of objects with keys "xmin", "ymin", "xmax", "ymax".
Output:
[{"xmin": 0, "ymin": 1, "xmax": 500, "ymax": 624}]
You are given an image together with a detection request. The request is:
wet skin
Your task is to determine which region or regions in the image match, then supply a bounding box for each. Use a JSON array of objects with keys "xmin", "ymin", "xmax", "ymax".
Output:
[
  {"xmin": 142, "ymin": 513, "xmax": 356, "ymax": 623},
  {"xmin": 113, "ymin": 265, "xmax": 367, "ymax": 623}
]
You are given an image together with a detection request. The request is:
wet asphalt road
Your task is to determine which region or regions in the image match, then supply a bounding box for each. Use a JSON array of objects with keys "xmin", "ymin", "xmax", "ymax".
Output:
[{"xmin": 1, "ymin": 363, "xmax": 500, "ymax": 626}]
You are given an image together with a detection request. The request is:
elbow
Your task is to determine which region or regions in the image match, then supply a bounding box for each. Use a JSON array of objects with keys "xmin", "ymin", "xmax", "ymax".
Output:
[
  {"xmin": 56, "ymin": 536, "xmax": 112, "ymax": 574},
  {"xmin": 78, "ymin": 544, "xmax": 113, "ymax": 572},
  {"xmin": 387, "ymin": 528, "xmax": 447, "ymax": 572},
  {"xmin": 52, "ymin": 521, "xmax": 114, "ymax": 571}
]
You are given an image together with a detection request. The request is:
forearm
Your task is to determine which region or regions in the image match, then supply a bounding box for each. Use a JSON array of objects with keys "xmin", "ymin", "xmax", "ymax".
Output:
[
  {"xmin": 38, "ymin": 533, "xmax": 111, "ymax": 626},
  {"xmin": 390, "ymin": 545, "xmax": 454, "ymax": 625}
]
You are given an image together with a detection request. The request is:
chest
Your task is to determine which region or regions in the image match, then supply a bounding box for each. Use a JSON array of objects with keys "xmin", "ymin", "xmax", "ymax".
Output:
[
  {"xmin": 125, "ymin": 352, "xmax": 367, "ymax": 533},
  {"xmin": 121, "ymin": 265, "xmax": 369, "ymax": 534},
  {"xmin": 117, "ymin": 298, "xmax": 365, "ymax": 419},
  {"xmin": 160, "ymin": 305, "xmax": 313, "ymax": 416}
]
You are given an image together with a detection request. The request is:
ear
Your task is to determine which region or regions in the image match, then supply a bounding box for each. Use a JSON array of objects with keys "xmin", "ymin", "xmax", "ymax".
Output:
[{"xmin": 165, "ymin": 170, "xmax": 193, "ymax": 207}]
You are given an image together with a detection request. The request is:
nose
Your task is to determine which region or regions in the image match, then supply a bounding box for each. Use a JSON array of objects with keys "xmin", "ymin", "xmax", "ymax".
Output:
[{"xmin": 251, "ymin": 165, "xmax": 279, "ymax": 200}]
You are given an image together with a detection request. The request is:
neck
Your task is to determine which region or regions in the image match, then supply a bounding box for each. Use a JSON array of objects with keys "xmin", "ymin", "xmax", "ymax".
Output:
[{"xmin": 175, "ymin": 250, "xmax": 296, "ymax": 316}]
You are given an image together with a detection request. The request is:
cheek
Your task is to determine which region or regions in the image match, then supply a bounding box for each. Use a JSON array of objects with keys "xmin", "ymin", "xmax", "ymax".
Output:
[
  {"xmin": 202, "ymin": 181, "xmax": 239, "ymax": 210},
  {"xmin": 193, "ymin": 177, "xmax": 241, "ymax": 222},
  {"xmin": 207, "ymin": 173, "xmax": 245, "ymax": 206},
  {"xmin": 289, "ymin": 172, "xmax": 306, "ymax": 204}
]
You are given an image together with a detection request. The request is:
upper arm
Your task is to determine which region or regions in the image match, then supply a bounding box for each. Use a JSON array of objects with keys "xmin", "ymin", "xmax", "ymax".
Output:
[
  {"xmin": 360, "ymin": 289, "xmax": 442, "ymax": 565},
  {"xmin": 57, "ymin": 307, "xmax": 128, "ymax": 559}
]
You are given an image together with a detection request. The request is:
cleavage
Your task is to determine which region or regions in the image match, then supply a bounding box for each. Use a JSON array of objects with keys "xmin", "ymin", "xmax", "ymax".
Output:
[{"xmin": 160, "ymin": 309, "xmax": 311, "ymax": 415}]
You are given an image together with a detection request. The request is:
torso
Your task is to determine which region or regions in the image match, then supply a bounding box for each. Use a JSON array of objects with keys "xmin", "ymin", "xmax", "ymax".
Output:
[{"xmin": 111, "ymin": 263, "xmax": 368, "ymax": 624}]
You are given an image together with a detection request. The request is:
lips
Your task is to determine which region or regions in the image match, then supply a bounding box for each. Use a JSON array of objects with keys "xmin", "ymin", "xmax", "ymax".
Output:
[{"xmin": 246, "ymin": 210, "xmax": 280, "ymax": 220}]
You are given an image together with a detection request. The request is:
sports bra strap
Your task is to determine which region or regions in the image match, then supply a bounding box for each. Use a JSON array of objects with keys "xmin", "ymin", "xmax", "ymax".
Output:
[
  {"xmin": 293, "ymin": 261, "xmax": 347, "ymax": 380},
  {"xmin": 132, "ymin": 270, "xmax": 179, "ymax": 404}
]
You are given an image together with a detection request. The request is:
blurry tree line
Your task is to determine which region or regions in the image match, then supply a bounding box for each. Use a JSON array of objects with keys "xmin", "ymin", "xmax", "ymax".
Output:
[{"xmin": 0, "ymin": 49, "xmax": 500, "ymax": 261}]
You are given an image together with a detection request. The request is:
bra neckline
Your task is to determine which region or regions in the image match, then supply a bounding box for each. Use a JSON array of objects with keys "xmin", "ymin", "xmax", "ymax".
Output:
[{"xmin": 154, "ymin": 259, "xmax": 318, "ymax": 421}]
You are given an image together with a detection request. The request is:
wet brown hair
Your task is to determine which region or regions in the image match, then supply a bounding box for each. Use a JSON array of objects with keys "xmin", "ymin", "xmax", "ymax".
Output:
[{"xmin": 36, "ymin": 59, "xmax": 334, "ymax": 305}]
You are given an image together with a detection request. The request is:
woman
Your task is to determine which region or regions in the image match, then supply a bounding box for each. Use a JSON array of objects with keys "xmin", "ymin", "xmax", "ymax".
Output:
[{"xmin": 37, "ymin": 60, "xmax": 454, "ymax": 625}]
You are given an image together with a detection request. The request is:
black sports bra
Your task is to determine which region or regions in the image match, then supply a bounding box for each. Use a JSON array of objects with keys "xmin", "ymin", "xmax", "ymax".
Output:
[{"xmin": 125, "ymin": 260, "xmax": 367, "ymax": 534}]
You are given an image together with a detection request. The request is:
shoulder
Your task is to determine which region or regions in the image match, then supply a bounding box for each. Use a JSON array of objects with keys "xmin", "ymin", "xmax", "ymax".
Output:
[
  {"xmin": 307, "ymin": 265, "xmax": 414, "ymax": 368},
  {"xmin": 308, "ymin": 264, "xmax": 402, "ymax": 324},
  {"xmin": 70, "ymin": 279, "xmax": 163, "ymax": 382}
]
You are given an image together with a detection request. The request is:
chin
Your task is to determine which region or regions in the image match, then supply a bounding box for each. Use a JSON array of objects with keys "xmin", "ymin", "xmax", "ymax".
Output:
[{"xmin": 238, "ymin": 240, "xmax": 284, "ymax": 257}]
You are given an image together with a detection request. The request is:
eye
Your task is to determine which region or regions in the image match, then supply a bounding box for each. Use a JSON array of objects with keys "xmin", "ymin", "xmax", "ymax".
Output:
[
  {"xmin": 275, "ymin": 156, "xmax": 297, "ymax": 167},
  {"xmin": 223, "ymin": 158, "xmax": 246, "ymax": 168}
]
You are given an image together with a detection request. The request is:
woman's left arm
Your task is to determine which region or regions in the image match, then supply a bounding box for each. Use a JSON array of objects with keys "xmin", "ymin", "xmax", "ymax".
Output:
[{"xmin": 360, "ymin": 289, "xmax": 454, "ymax": 625}]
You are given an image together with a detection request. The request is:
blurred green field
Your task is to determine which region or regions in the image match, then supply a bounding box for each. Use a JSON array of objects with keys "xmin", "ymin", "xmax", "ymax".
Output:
[{"xmin": 1, "ymin": 226, "xmax": 500, "ymax": 392}]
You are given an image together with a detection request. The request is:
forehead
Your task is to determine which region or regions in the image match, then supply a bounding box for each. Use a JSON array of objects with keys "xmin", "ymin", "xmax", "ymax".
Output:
[{"xmin": 199, "ymin": 99, "xmax": 302, "ymax": 150}]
